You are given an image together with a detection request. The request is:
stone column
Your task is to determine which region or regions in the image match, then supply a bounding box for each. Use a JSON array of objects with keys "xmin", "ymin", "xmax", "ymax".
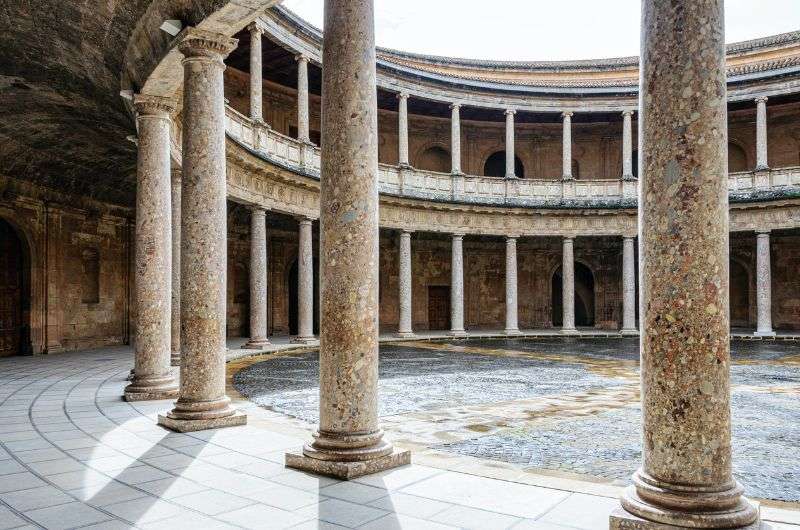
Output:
[
  {"xmin": 561, "ymin": 236, "xmax": 577, "ymax": 334},
  {"xmin": 125, "ymin": 94, "xmax": 179, "ymax": 402},
  {"xmin": 562, "ymin": 112, "xmax": 574, "ymax": 180},
  {"xmin": 397, "ymin": 230, "xmax": 414, "ymax": 338},
  {"xmin": 286, "ymin": 0, "xmax": 409, "ymax": 479},
  {"xmin": 621, "ymin": 236, "xmax": 637, "ymax": 335},
  {"xmin": 244, "ymin": 208, "xmax": 270, "ymax": 348},
  {"xmin": 505, "ymin": 236, "xmax": 520, "ymax": 335},
  {"xmin": 755, "ymin": 96, "xmax": 769, "ymax": 171},
  {"xmin": 294, "ymin": 218, "xmax": 315, "ymax": 343},
  {"xmin": 249, "ymin": 22, "xmax": 264, "ymax": 123},
  {"xmin": 622, "ymin": 110, "xmax": 634, "ymax": 180},
  {"xmin": 397, "ymin": 92, "xmax": 410, "ymax": 167},
  {"xmin": 451, "ymin": 103, "xmax": 463, "ymax": 174},
  {"xmin": 611, "ymin": 1, "xmax": 759, "ymax": 527},
  {"xmin": 170, "ymin": 168, "xmax": 182, "ymax": 366},
  {"xmin": 755, "ymin": 231, "xmax": 775, "ymax": 337},
  {"xmin": 158, "ymin": 28, "xmax": 245, "ymax": 432},
  {"xmin": 296, "ymin": 54, "xmax": 311, "ymax": 144},
  {"xmin": 450, "ymin": 234, "xmax": 466, "ymax": 336},
  {"xmin": 505, "ymin": 109, "xmax": 516, "ymax": 178}
]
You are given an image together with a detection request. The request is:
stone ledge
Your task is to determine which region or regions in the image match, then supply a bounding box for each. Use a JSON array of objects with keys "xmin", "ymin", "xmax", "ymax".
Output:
[{"xmin": 285, "ymin": 449, "xmax": 411, "ymax": 480}]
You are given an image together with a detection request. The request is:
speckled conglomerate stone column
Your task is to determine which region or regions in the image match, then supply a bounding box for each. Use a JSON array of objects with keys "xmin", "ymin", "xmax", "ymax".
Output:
[
  {"xmin": 398, "ymin": 93, "xmax": 410, "ymax": 167},
  {"xmin": 561, "ymin": 237, "xmax": 577, "ymax": 333},
  {"xmin": 124, "ymin": 95, "xmax": 179, "ymax": 402},
  {"xmin": 562, "ymin": 112, "xmax": 574, "ymax": 180},
  {"xmin": 249, "ymin": 22, "xmax": 264, "ymax": 122},
  {"xmin": 621, "ymin": 236, "xmax": 637, "ymax": 334},
  {"xmin": 622, "ymin": 110, "xmax": 634, "ymax": 179},
  {"xmin": 505, "ymin": 109, "xmax": 516, "ymax": 178},
  {"xmin": 755, "ymin": 97, "xmax": 769, "ymax": 170},
  {"xmin": 755, "ymin": 231, "xmax": 774, "ymax": 337},
  {"xmin": 296, "ymin": 54, "xmax": 310, "ymax": 144},
  {"xmin": 397, "ymin": 230, "xmax": 414, "ymax": 337},
  {"xmin": 244, "ymin": 208, "xmax": 270, "ymax": 348},
  {"xmin": 170, "ymin": 168, "xmax": 182, "ymax": 366},
  {"xmin": 450, "ymin": 234, "xmax": 466, "ymax": 336},
  {"xmin": 505, "ymin": 236, "xmax": 520, "ymax": 334},
  {"xmin": 286, "ymin": 0, "xmax": 409, "ymax": 479},
  {"xmin": 293, "ymin": 218, "xmax": 315, "ymax": 343},
  {"xmin": 451, "ymin": 103, "xmax": 462, "ymax": 174},
  {"xmin": 611, "ymin": 1, "xmax": 759, "ymax": 528},
  {"xmin": 158, "ymin": 28, "xmax": 245, "ymax": 433}
]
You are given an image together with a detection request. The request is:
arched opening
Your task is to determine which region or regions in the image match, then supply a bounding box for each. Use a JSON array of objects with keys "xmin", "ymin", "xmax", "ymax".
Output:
[
  {"xmin": 483, "ymin": 151, "xmax": 525, "ymax": 178},
  {"xmin": 730, "ymin": 259, "xmax": 750, "ymax": 328},
  {"xmin": 551, "ymin": 262, "xmax": 595, "ymax": 327},
  {"xmin": 287, "ymin": 256, "xmax": 320, "ymax": 336},
  {"xmin": 0, "ymin": 218, "xmax": 31, "ymax": 356},
  {"xmin": 728, "ymin": 142, "xmax": 748, "ymax": 173},
  {"xmin": 417, "ymin": 146, "xmax": 451, "ymax": 173}
]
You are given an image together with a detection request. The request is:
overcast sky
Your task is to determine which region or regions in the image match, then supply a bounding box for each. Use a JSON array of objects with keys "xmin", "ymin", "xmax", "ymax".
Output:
[{"xmin": 281, "ymin": 0, "xmax": 800, "ymax": 61}]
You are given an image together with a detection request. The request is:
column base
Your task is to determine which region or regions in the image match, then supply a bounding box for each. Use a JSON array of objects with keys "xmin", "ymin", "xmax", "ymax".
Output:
[
  {"xmin": 158, "ymin": 410, "xmax": 247, "ymax": 433},
  {"xmin": 124, "ymin": 374, "xmax": 179, "ymax": 402},
  {"xmin": 562, "ymin": 176, "xmax": 576, "ymax": 182},
  {"xmin": 292, "ymin": 336, "xmax": 317, "ymax": 344},
  {"xmin": 620, "ymin": 328, "xmax": 639, "ymax": 336},
  {"xmin": 395, "ymin": 332, "xmax": 416, "ymax": 339},
  {"xmin": 560, "ymin": 327, "xmax": 579, "ymax": 335},
  {"xmin": 286, "ymin": 449, "xmax": 410, "ymax": 480},
  {"xmin": 242, "ymin": 338, "xmax": 271, "ymax": 350},
  {"xmin": 504, "ymin": 328, "xmax": 522, "ymax": 336},
  {"xmin": 449, "ymin": 330, "xmax": 468, "ymax": 337},
  {"xmin": 622, "ymin": 174, "xmax": 637, "ymax": 182},
  {"xmin": 754, "ymin": 330, "xmax": 776, "ymax": 338},
  {"xmin": 504, "ymin": 174, "xmax": 518, "ymax": 180},
  {"xmin": 610, "ymin": 506, "xmax": 763, "ymax": 529}
]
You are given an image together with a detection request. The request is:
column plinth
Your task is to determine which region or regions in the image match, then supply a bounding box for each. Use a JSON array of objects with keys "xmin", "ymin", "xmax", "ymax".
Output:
[
  {"xmin": 293, "ymin": 218, "xmax": 315, "ymax": 344},
  {"xmin": 125, "ymin": 94, "xmax": 179, "ymax": 402},
  {"xmin": 450, "ymin": 234, "xmax": 467, "ymax": 336},
  {"xmin": 243, "ymin": 208, "xmax": 270, "ymax": 349},
  {"xmin": 170, "ymin": 168, "xmax": 182, "ymax": 366},
  {"xmin": 754, "ymin": 231, "xmax": 775, "ymax": 337},
  {"xmin": 158, "ymin": 28, "xmax": 246, "ymax": 432},
  {"xmin": 504, "ymin": 236, "xmax": 520, "ymax": 335},
  {"xmin": 611, "ymin": 1, "xmax": 759, "ymax": 527},
  {"xmin": 286, "ymin": 0, "xmax": 409, "ymax": 479},
  {"xmin": 621, "ymin": 236, "xmax": 638, "ymax": 335},
  {"xmin": 397, "ymin": 231, "xmax": 415, "ymax": 338},
  {"xmin": 561, "ymin": 237, "xmax": 577, "ymax": 334}
]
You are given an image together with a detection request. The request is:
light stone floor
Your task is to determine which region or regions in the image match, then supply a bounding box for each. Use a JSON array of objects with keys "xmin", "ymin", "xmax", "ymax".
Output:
[{"xmin": 0, "ymin": 339, "xmax": 798, "ymax": 530}]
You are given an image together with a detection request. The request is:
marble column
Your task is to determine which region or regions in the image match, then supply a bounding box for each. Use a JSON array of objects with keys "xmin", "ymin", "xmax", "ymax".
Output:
[
  {"xmin": 755, "ymin": 96, "xmax": 769, "ymax": 171},
  {"xmin": 450, "ymin": 234, "xmax": 466, "ymax": 336},
  {"xmin": 244, "ymin": 208, "xmax": 270, "ymax": 349},
  {"xmin": 622, "ymin": 110, "xmax": 634, "ymax": 180},
  {"xmin": 286, "ymin": 0, "xmax": 409, "ymax": 479},
  {"xmin": 294, "ymin": 218, "xmax": 315, "ymax": 343},
  {"xmin": 249, "ymin": 22, "xmax": 264, "ymax": 123},
  {"xmin": 755, "ymin": 231, "xmax": 775, "ymax": 337},
  {"xmin": 562, "ymin": 112, "xmax": 574, "ymax": 180},
  {"xmin": 125, "ymin": 94, "xmax": 179, "ymax": 402},
  {"xmin": 397, "ymin": 230, "xmax": 414, "ymax": 338},
  {"xmin": 505, "ymin": 109, "xmax": 516, "ymax": 178},
  {"xmin": 170, "ymin": 168, "xmax": 182, "ymax": 366},
  {"xmin": 561, "ymin": 237, "xmax": 577, "ymax": 334},
  {"xmin": 451, "ymin": 103, "xmax": 463, "ymax": 174},
  {"xmin": 610, "ymin": 1, "xmax": 759, "ymax": 527},
  {"xmin": 158, "ymin": 28, "xmax": 245, "ymax": 432},
  {"xmin": 398, "ymin": 92, "xmax": 410, "ymax": 167},
  {"xmin": 296, "ymin": 54, "xmax": 311, "ymax": 144},
  {"xmin": 621, "ymin": 236, "xmax": 637, "ymax": 335},
  {"xmin": 504, "ymin": 236, "xmax": 520, "ymax": 335}
]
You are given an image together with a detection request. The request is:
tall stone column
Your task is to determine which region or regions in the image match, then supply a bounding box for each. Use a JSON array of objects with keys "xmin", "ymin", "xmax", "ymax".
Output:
[
  {"xmin": 294, "ymin": 218, "xmax": 315, "ymax": 343},
  {"xmin": 755, "ymin": 96, "xmax": 769, "ymax": 171},
  {"xmin": 244, "ymin": 208, "xmax": 270, "ymax": 349},
  {"xmin": 622, "ymin": 110, "xmax": 634, "ymax": 180},
  {"xmin": 296, "ymin": 54, "xmax": 311, "ymax": 144},
  {"xmin": 125, "ymin": 94, "xmax": 179, "ymax": 402},
  {"xmin": 561, "ymin": 236, "xmax": 577, "ymax": 334},
  {"xmin": 450, "ymin": 234, "xmax": 466, "ymax": 336},
  {"xmin": 621, "ymin": 236, "xmax": 637, "ymax": 335},
  {"xmin": 755, "ymin": 231, "xmax": 775, "ymax": 337},
  {"xmin": 505, "ymin": 236, "xmax": 520, "ymax": 335},
  {"xmin": 505, "ymin": 109, "xmax": 516, "ymax": 178},
  {"xmin": 562, "ymin": 112, "xmax": 574, "ymax": 180},
  {"xmin": 451, "ymin": 103, "xmax": 463, "ymax": 175},
  {"xmin": 170, "ymin": 168, "xmax": 182, "ymax": 366},
  {"xmin": 611, "ymin": 1, "xmax": 759, "ymax": 527},
  {"xmin": 397, "ymin": 230, "xmax": 414, "ymax": 338},
  {"xmin": 158, "ymin": 28, "xmax": 245, "ymax": 432},
  {"xmin": 286, "ymin": 0, "xmax": 409, "ymax": 479},
  {"xmin": 249, "ymin": 22, "xmax": 264, "ymax": 123},
  {"xmin": 398, "ymin": 92, "xmax": 410, "ymax": 167}
]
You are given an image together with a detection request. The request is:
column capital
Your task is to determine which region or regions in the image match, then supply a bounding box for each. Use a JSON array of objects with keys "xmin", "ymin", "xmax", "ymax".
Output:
[
  {"xmin": 248, "ymin": 20, "xmax": 267, "ymax": 35},
  {"xmin": 561, "ymin": 111, "xmax": 574, "ymax": 119},
  {"xmin": 755, "ymin": 229, "xmax": 771, "ymax": 236},
  {"xmin": 397, "ymin": 91, "xmax": 410, "ymax": 101},
  {"xmin": 450, "ymin": 102, "xmax": 462, "ymax": 110},
  {"xmin": 506, "ymin": 235, "xmax": 520, "ymax": 242},
  {"xmin": 297, "ymin": 216, "xmax": 314, "ymax": 225},
  {"xmin": 294, "ymin": 53, "xmax": 310, "ymax": 64},
  {"xmin": 249, "ymin": 206, "xmax": 267, "ymax": 215},
  {"xmin": 451, "ymin": 232, "xmax": 465, "ymax": 239},
  {"xmin": 178, "ymin": 27, "xmax": 238, "ymax": 61},
  {"xmin": 399, "ymin": 229, "xmax": 414, "ymax": 236},
  {"xmin": 622, "ymin": 234, "xmax": 636, "ymax": 241},
  {"xmin": 755, "ymin": 95, "xmax": 769, "ymax": 104},
  {"xmin": 621, "ymin": 109, "xmax": 635, "ymax": 117},
  {"xmin": 133, "ymin": 94, "xmax": 177, "ymax": 117},
  {"xmin": 505, "ymin": 108, "xmax": 516, "ymax": 116},
  {"xmin": 563, "ymin": 235, "xmax": 575, "ymax": 242}
]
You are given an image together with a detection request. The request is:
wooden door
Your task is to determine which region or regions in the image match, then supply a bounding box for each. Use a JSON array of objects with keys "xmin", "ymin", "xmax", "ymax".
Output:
[
  {"xmin": 427, "ymin": 286, "xmax": 450, "ymax": 331},
  {"xmin": 0, "ymin": 220, "xmax": 23, "ymax": 357}
]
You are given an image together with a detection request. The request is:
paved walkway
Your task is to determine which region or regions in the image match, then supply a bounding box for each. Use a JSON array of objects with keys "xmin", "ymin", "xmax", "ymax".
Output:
[{"xmin": 1, "ymin": 345, "xmax": 798, "ymax": 529}]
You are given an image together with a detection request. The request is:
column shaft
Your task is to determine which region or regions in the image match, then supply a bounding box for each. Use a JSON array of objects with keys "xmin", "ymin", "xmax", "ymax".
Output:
[
  {"xmin": 451, "ymin": 103, "xmax": 462, "ymax": 174},
  {"xmin": 397, "ymin": 231, "xmax": 414, "ymax": 337},
  {"xmin": 561, "ymin": 237, "xmax": 576, "ymax": 333},
  {"xmin": 244, "ymin": 209, "xmax": 270, "ymax": 348},
  {"xmin": 158, "ymin": 28, "xmax": 245, "ymax": 432},
  {"xmin": 621, "ymin": 236, "xmax": 637, "ymax": 334},
  {"xmin": 505, "ymin": 109, "xmax": 516, "ymax": 178},
  {"xmin": 755, "ymin": 232, "xmax": 774, "ymax": 336},
  {"xmin": 755, "ymin": 97, "xmax": 769, "ymax": 170},
  {"xmin": 504, "ymin": 237, "xmax": 519, "ymax": 334},
  {"xmin": 125, "ymin": 95, "xmax": 179, "ymax": 401},
  {"xmin": 562, "ymin": 112, "xmax": 573, "ymax": 180},
  {"xmin": 170, "ymin": 168, "xmax": 182, "ymax": 366},
  {"xmin": 295, "ymin": 218, "xmax": 314, "ymax": 343},
  {"xmin": 612, "ymin": 1, "xmax": 758, "ymax": 527},
  {"xmin": 450, "ymin": 234, "xmax": 466, "ymax": 335},
  {"xmin": 398, "ymin": 93, "xmax": 409, "ymax": 167},
  {"xmin": 297, "ymin": 55, "xmax": 310, "ymax": 143},
  {"xmin": 622, "ymin": 111, "xmax": 634, "ymax": 179},
  {"xmin": 249, "ymin": 23, "xmax": 263, "ymax": 122}
]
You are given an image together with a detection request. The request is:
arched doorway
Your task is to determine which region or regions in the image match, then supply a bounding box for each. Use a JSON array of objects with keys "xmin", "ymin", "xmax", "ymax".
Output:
[
  {"xmin": 483, "ymin": 151, "xmax": 525, "ymax": 178},
  {"xmin": 417, "ymin": 146, "xmax": 450, "ymax": 173},
  {"xmin": 730, "ymin": 259, "xmax": 750, "ymax": 328},
  {"xmin": 287, "ymin": 257, "xmax": 320, "ymax": 336},
  {"xmin": 551, "ymin": 262, "xmax": 596, "ymax": 327},
  {"xmin": 0, "ymin": 218, "xmax": 30, "ymax": 356}
]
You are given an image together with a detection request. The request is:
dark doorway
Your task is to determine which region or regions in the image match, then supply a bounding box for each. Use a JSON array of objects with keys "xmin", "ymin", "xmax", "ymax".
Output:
[
  {"xmin": 551, "ymin": 262, "xmax": 596, "ymax": 327},
  {"xmin": 730, "ymin": 260, "xmax": 750, "ymax": 327},
  {"xmin": 427, "ymin": 286, "xmax": 451, "ymax": 330},
  {"xmin": 0, "ymin": 219, "xmax": 27, "ymax": 357},
  {"xmin": 483, "ymin": 151, "xmax": 525, "ymax": 178},
  {"xmin": 417, "ymin": 146, "xmax": 451, "ymax": 173},
  {"xmin": 287, "ymin": 257, "xmax": 320, "ymax": 336}
]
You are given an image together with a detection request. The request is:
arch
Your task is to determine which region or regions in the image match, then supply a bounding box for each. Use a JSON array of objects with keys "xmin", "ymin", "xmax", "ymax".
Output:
[
  {"xmin": 483, "ymin": 150, "xmax": 525, "ymax": 178},
  {"xmin": 0, "ymin": 217, "xmax": 32, "ymax": 356},
  {"xmin": 417, "ymin": 146, "xmax": 451, "ymax": 173},
  {"xmin": 728, "ymin": 141, "xmax": 748, "ymax": 173},
  {"xmin": 730, "ymin": 258, "xmax": 751, "ymax": 328},
  {"xmin": 551, "ymin": 261, "xmax": 596, "ymax": 327},
  {"xmin": 287, "ymin": 255, "xmax": 320, "ymax": 336}
]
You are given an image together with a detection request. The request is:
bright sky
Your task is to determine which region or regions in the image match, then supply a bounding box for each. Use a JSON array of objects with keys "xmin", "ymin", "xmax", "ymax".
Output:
[{"xmin": 281, "ymin": 0, "xmax": 800, "ymax": 61}]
